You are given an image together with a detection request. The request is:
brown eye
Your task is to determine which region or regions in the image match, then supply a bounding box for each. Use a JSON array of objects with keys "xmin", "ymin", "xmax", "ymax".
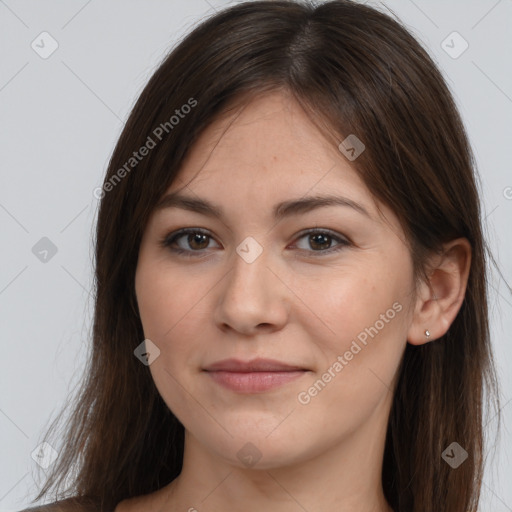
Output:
[
  {"xmin": 186, "ymin": 232, "xmax": 210, "ymax": 250},
  {"xmin": 292, "ymin": 229, "xmax": 350, "ymax": 255},
  {"xmin": 308, "ymin": 232, "xmax": 332, "ymax": 251},
  {"xmin": 160, "ymin": 228, "xmax": 219, "ymax": 257}
]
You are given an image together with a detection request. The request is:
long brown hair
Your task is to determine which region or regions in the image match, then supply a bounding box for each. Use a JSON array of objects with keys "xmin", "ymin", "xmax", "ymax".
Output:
[{"xmin": 30, "ymin": 1, "xmax": 501, "ymax": 511}]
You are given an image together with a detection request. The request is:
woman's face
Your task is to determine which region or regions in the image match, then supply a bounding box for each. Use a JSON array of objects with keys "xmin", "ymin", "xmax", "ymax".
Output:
[{"xmin": 135, "ymin": 90, "xmax": 417, "ymax": 470}]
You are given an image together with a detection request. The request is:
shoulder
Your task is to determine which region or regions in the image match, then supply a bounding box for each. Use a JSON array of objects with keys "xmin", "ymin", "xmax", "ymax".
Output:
[
  {"xmin": 113, "ymin": 486, "xmax": 172, "ymax": 512},
  {"xmin": 19, "ymin": 485, "xmax": 173, "ymax": 512},
  {"xmin": 18, "ymin": 497, "xmax": 101, "ymax": 512}
]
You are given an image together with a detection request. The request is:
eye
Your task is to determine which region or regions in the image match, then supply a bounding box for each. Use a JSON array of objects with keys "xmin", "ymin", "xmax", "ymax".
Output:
[
  {"xmin": 160, "ymin": 228, "xmax": 219, "ymax": 257},
  {"xmin": 291, "ymin": 228, "xmax": 350, "ymax": 256},
  {"xmin": 159, "ymin": 227, "xmax": 350, "ymax": 258}
]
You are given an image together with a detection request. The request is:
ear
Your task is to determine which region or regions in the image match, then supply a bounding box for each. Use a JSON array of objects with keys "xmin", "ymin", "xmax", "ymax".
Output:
[{"xmin": 407, "ymin": 237, "xmax": 471, "ymax": 345}]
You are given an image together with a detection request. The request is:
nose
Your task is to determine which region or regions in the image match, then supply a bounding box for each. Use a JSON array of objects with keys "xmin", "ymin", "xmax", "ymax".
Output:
[{"xmin": 213, "ymin": 246, "xmax": 290, "ymax": 336}]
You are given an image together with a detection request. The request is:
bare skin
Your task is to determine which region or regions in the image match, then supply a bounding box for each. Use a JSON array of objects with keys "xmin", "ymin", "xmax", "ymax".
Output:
[{"xmin": 117, "ymin": 90, "xmax": 471, "ymax": 512}]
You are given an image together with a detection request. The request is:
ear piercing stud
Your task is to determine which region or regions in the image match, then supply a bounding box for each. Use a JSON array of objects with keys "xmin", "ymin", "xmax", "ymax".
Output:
[{"xmin": 425, "ymin": 329, "xmax": 431, "ymax": 339}]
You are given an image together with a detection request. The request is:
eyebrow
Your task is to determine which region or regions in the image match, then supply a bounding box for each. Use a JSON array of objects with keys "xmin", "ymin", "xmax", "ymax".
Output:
[{"xmin": 154, "ymin": 192, "xmax": 371, "ymax": 221}]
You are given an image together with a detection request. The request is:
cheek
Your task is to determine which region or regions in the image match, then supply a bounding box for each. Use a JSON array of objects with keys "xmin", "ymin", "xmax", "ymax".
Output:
[
  {"xmin": 135, "ymin": 278, "xmax": 198, "ymax": 425},
  {"xmin": 135, "ymin": 260, "xmax": 209, "ymax": 403},
  {"xmin": 293, "ymin": 272, "xmax": 408, "ymax": 434},
  {"xmin": 295, "ymin": 259, "xmax": 410, "ymax": 406},
  {"xmin": 135, "ymin": 259, "xmax": 203, "ymax": 341},
  {"xmin": 297, "ymin": 266, "xmax": 405, "ymax": 347}
]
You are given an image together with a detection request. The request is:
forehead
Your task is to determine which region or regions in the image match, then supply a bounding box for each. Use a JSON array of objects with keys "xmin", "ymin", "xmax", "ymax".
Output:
[{"xmin": 169, "ymin": 91, "xmax": 370, "ymax": 206}]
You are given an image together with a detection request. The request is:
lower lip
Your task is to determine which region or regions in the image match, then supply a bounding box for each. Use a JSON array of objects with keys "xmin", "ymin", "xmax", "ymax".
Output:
[{"xmin": 205, "ymin": 370, "xmax": 306, "ymax": 393}]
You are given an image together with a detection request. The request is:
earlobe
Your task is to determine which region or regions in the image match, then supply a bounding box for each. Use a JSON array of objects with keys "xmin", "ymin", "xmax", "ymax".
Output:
[{"xmin": 407, "ymin": 237, "xmax": 471, "ymax": 346}]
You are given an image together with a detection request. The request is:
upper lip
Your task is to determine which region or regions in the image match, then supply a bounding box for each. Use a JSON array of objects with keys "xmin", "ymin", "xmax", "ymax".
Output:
[{"xmin": 203, "ymin": 358, "xmax": 306, "ymax": 372}]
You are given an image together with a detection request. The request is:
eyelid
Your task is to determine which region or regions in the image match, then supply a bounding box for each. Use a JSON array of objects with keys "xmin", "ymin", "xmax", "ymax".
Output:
[
  {"xmin": 160, "ymin": 227, "xmax": 219, "ymax": 254},
  {"xmin": 290, "ymin": 228, "xmax": 350, "ymax": 254},
  {"xmin": 160, "ymin": 227, "xmax": 351, "ymax": 257}
]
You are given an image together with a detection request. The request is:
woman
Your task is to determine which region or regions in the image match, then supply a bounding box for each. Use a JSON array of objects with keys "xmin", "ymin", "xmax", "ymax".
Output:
[{"xmin": 22, "ymin": 1, "xmax": 501, "ymax": 511}]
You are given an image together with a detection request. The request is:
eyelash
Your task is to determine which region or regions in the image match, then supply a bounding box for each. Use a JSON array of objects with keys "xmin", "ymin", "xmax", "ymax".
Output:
[{"xmin": 159, "ymin": 227, "xmax": 350, "ymax": 258}]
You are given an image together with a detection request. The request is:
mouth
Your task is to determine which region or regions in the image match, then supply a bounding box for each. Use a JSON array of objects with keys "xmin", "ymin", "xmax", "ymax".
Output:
[{"xmin": 202, "ymin": 358, "xmax": 308, "ymax": 393}]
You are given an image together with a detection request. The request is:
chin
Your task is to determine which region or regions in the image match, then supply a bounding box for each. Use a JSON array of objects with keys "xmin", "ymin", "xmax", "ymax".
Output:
[{"xmin": 197, "ymin": 428, "xmax": 318, "ymax": 471}]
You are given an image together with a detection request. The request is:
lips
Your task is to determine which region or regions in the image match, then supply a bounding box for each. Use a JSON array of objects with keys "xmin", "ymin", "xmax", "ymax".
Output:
[
  {"xmin": 203, "ymin": 358, "xmax": 306, "ymax": 372},
  {"xmin": 203, "ymin": 358, "xmax": 308, "ymax": 393}
]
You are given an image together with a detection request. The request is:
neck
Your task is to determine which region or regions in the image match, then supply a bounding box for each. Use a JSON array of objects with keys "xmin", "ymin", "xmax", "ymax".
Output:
[{"xmin": 159, "ymin": 407, "xmax": 394, "ymax": 512}]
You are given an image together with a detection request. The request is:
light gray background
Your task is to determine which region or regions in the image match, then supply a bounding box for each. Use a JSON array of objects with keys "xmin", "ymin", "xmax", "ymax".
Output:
[{"xmin": 1, "ymin": 0, "xmax": 511, "ymax": 510}]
